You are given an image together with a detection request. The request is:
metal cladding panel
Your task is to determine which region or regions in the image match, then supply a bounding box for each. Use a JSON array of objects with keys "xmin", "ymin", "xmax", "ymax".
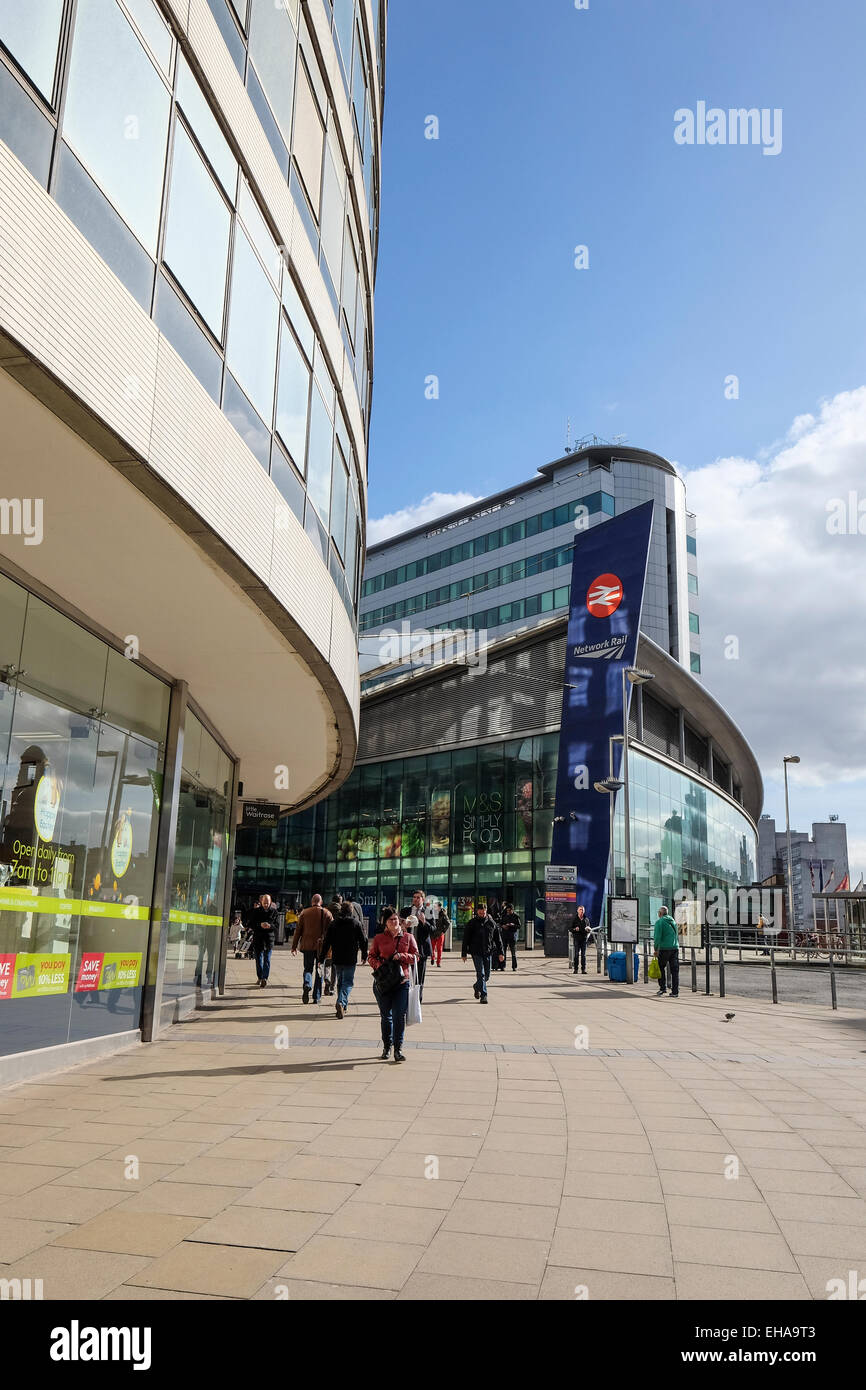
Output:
[
  {"xmin": 358, "ymin": 635, "xmax": 567, "ymax": 762},
  {"xmin": 549, "ymin": 502, "xmax": 655, "ymax": 953},
  {"xmin": 150, "ymin": 333, "xmax": 271, "ymax": 586},
  {"xmin": 641, "ymin": 692, "xmax": 679, "ymax": 760},
  {"xmin": 0, "ymin": 147, "xmax": 157, "ymax": 462},
  {"xmin": 329, "ymin": 595, "xmax": 361, "ymax": 727}
]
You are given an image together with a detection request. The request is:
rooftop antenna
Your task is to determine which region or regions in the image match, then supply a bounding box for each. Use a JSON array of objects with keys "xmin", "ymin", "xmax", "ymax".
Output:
[
  {"xmin": 612, "ymin": 434, "xmax": 628, "ymax": 446},
  {"xmin": 564, "ymin": 418, "xmax": 572, "ymax": 454}
]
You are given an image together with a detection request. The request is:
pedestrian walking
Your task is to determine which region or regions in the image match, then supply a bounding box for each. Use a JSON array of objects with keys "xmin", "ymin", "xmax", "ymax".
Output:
[
  {"xmin": 653, "ymin": 904, "xmax": 680, "ymax": 997},
  {"xmin": 461, "ymin": 903, "xmax": 504, "ymax": 1003},
  {"xmin": 291, "ymin": 894, "xmax": 333, "ymax": 1003},
  {"xmin": 247, "ymin": 893, "xmax": 278, "ymax": 987},
  {"xmin": 430, "ymin": 906, "xmax": 449, "ymax": 966},
  {"xmin": 368, "ymin": 912, "xmax": 419, "ymax": 1062},
  {"xmin": 320, "ymin": 903, "xmax": 368, "ymax": 1018},
  {"xmin": 405, "ymin": 890, "xmax": 434, "ymax": 1002},
  {"xmin": 499, "ymin": 901, "xmax": 520, "ymax": 971},
  {"xmin": 570, "ymin": 905, "xmax": 591, "ymax": 975}
]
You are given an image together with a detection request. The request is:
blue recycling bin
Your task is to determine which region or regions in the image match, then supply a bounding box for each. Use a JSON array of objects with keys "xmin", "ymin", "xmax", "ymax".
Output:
[{"xmin": 607, "ymin": 950, "xmax": 640, "ymax": 983}]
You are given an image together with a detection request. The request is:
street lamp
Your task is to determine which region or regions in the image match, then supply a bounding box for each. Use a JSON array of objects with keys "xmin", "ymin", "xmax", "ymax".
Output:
[
  {"xmin": 621, "ymin": 667, "xmax": 654, "ymax": 981},
  {"xmin": 783, "ymin": 755, "xmax": 800, "ymax": 955}
]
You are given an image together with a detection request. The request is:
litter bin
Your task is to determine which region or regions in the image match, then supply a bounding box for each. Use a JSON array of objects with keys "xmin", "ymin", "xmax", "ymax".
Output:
[
  {"xmin": 607, "ymin": 950, "xmax": 639, "ymax": 983},
  {"xmin": 275, "ymin": 917, "xmax": 287, "ymax": 946}
]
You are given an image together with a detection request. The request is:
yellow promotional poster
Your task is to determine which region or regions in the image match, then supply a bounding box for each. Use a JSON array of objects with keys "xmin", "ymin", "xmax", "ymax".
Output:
[
  {"xmin": 110, "ymin": 814, "xmax": 133, "ymax": 879},
  {"xmin": 33, "ymin": 773, "xmax": 62, "ymax": 843},
  {"xmin": 98, "ymin": 952, "xmax": 142, "ymax": 990},
  {"xmin": 11, "ymin": 952, "xmax": 71, "ymax": 998}
]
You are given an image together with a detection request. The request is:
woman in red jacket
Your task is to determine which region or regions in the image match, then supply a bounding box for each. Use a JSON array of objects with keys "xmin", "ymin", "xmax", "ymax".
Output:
[{"xmin": 368, "ymin": 913, "xmax": 419, "ymax": 1063}]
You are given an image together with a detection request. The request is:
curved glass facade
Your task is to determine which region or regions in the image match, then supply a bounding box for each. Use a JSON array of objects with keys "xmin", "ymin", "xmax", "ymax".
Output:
[
  {"xmin": 0, "ymin": 0, "xmax": 385, "ymax": 626},
  {"xmin": 234, "ymin": 734, "xmax": 758, "ymax": 938}
]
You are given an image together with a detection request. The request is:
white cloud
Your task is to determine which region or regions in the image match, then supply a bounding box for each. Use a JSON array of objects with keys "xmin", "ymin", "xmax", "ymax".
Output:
[
  {"xmin": 684, "ymin": 387, "xmax": 866, "ymax": 791},
  {"xmin": 367, "ymin": 491, "xmax": 482, "ymax": 546}
]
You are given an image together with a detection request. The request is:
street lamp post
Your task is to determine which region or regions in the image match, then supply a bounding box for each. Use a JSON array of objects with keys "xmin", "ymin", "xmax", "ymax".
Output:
[
  {"xmin": 783, "ymin": 755, "xmax": 800, "ymax": 956},
  {"xmin": 621, "ymin": 667, "xmax": 655, "ymax": 982}
]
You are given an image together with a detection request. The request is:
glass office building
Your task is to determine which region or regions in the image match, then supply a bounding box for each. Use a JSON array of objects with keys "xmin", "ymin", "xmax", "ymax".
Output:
[{"xmin": 0, "ymin": 1, "xmax": 386, "ymax": 1076}]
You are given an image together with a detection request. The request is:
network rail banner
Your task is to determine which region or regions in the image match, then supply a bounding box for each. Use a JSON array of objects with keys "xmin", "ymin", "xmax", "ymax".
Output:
[{"xmin": 548, "ymin": 501, "xmax": 654, "ymax": 954}]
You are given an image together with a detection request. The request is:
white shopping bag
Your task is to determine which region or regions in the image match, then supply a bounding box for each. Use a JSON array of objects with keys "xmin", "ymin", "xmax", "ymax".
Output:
[{"xmin": 406, "ymin": 961, "xmax": 422, "ymax": 1026}]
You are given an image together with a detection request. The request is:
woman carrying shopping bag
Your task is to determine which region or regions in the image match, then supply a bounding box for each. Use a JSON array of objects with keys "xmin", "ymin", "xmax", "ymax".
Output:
[{"xmin": 368, "ymin": 912, "xmax": 419, "ymax": 1063}]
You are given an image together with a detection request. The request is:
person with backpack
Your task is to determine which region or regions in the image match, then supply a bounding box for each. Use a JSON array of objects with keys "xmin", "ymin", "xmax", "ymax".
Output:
[
  {"xmin": 247, "ymin": 893, "xmax": 279, "ymax": 988},
  {"xmin": 499, "ymin": 901, "xmax": 521, "ymax": 972},
  {"xmin": 368, "ymin": 912, "xmax": 419, "ymax": 1062},
  {"xmin": 461, "ymin": 903, "xmax": 504, "ymax": 1003},
  {"xmin": 320, "ymin": 903, "xmax": 368, "ymax": 1019},
  {"xmin": 430, "ymin": 906, "xmax": 449, "ymax": 966},
  {"xmin": 291, "ymin": 894, "xmax": 333, "ymax": 1003}
]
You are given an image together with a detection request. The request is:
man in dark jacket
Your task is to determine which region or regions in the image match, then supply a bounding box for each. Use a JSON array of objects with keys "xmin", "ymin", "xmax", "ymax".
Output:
[
  {"xmin": 320, "ymin": 903, "xmax": 368, "ymax": 1018},
  {"xmin": 461, "ymin": 904, "xmax": 504, "ymax": 1003},
  {"xmin": 247, "ymin": 893, "xmax": 279, "ymax": 987},
  {"xmin": 570, "ymin": 905, "xmax": 591, "ymax": 975},
  {"xmin": 499, "ymin": 902, "xmax": 521, "ymax": 972}
]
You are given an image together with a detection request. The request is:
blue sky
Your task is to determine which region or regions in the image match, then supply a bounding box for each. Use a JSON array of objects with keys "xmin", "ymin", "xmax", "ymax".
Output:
[{"xmin": 368, "ymin": 0, "xmax": 866, "ymax": 874}]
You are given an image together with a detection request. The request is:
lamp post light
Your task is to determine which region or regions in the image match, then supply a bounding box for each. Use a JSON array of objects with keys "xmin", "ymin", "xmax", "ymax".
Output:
[
  {"xmin": 621, "ymin": 667, "xmax": 654, "ymax": 981},
  {"xmin": 783, "ymin": 755, "xmax": 800, "ymax": 956}
]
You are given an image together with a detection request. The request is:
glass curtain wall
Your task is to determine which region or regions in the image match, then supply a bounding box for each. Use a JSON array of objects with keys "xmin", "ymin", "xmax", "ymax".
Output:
[
  {"xmin": 234, "ymin": 738, "xmax": 757, "ymax": 943},
  {"xmin": 163, "ymin": 713, "xmax": 232, "ymax": 997},
  {"xmin": 0, "ymin": 572, "xmax": 169, "ymax": 1056}
]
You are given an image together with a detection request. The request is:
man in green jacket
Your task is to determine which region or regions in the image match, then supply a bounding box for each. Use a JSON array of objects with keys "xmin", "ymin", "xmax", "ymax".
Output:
[{"xmin": 653, "ymin": 905, "xmax": 680, "ymax": 997}]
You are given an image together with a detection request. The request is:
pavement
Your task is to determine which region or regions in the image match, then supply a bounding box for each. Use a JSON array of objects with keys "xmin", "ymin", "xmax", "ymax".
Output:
[{"xmin": 2, "ymin": 949, "xmax": 866, "ymax": 1301}]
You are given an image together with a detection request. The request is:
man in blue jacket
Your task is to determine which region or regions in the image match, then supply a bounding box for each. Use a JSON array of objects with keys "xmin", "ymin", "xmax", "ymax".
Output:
[{"xmin": 653, "ymin": 905, "xmax": 680, "ymax": 997}]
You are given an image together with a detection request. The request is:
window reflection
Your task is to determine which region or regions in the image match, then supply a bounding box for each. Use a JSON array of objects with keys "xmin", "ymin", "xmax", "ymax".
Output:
[
  {"xmin": 226, "ymin": 227, "xmax": 279, "ymax": 425},
  {"xmin": 276, "ymin": 321, "xmax": 311, "ymax": 471},
  {"xmin": 164, "ymin": 122, "xmax": 231, "ymax": 338},
  {"xmin": 0, "ymin": 0, "xmax": 65, "ymax": 101},
  {"xmin": 63, "ymin": 0, "xmax": 171, "ymax": 255}
]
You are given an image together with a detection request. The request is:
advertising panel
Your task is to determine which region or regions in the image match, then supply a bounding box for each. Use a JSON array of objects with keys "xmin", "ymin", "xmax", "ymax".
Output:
[{"xmin": 549, "ymin": 502, "xmax": 654, "ymax": 956}]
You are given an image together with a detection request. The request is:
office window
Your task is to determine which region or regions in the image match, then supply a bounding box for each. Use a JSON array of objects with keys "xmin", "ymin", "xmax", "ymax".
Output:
[
  {"xmin": 330, "ymin": 443, "xmax": 349, "ymax": 559},
  {"xmin": 248, "ymin": 0, "xmax": 297, "ymax": 146},
  {"xmin": 0, "ymin": 59, "xmax": 54, "ymax": 185},
  {"xmin": 275, "ymin": 319, "xmax": 311, "ymax": 470},
  {"xmin": 292, "ymin": 60, "xmax": 324, "ymax": 217},
  {"xmin": 333, "ymin": 0, "xmax": 354, "ymax": 79},
  {"xmin": 688, "ymin": 573, "xmax": 699, "ymax": 595},
  {"xmin": 155, "ymin": 273, "xmax": 223, "ymax": 402},
  {"xmin": 319, "ymin": 137, "xmax": 345, "ymax": 287},
  {"xmin": 122, "ymin": 0, "xmax": 172, "ymax": 76},
  {"xmin": 175, "ymin": 55, "xmax": 237, "ymax": 198},
  {"xmin": 690, "ymin": 653, "xmax": 701, "ymax": 674},
  {"xmin": 163, "ymin": 122, "xmax": 231, "ymax": 337},
  {"xmin": 689, "ymin": 612, "xmax": 700, "ymax": 634},
  {"xmin": 55, "ymin": 142, "xmax": 155, "ymax": 309},
  {"xmin": 225, "ymin": 227, "xmax": 280, "ymax": 425},
  {"xmin": 686, "ymin": 534, "xmax": 697, "ymax": 556},
  {"xmin": 0, "ymin": 0, "xmax": 64, "ymax": 101},
  {"xmin": 204, "ymin": 0, "xmax": 245, "ymax": 75},
  {"xmin": 63, "ymin": 0, "xmax": 171, "ymax": 256},
  {"xmin": 306, "ymin": 384, "xmax": 333, "ymax": 527}
]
